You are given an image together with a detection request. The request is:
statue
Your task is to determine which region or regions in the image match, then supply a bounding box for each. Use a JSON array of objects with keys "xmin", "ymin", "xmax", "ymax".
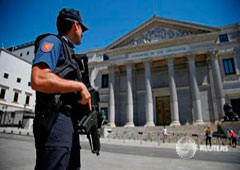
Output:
[{"xmin": 223, "ymin": 102, "xmax": 239, "ymax": 121}]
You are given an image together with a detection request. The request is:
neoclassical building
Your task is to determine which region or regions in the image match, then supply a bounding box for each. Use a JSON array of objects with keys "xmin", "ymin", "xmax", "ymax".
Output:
[
  {"xmin": 2, "ymin": 16, "xmax": 239, "ymax": 128},
  {"xmin": 84, "ymin": 16, "xmax": 240, "ymax": 127}
]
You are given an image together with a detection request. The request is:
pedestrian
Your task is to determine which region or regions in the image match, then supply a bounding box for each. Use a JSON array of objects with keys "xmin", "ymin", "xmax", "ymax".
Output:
[
  {"xmin": 228, "ymin": 130, "xmax": 237, "ymax": 148},
  {"xmin": 204, "ymin": 125, "xmax": 212, "ymax": 148},
  {"xmin": 31, "ymin": 8, "xmax": 91, "ymax": 170},
  {"xmin": 162, "ymin": 126, "xmax": 168, "ymax": 143}
]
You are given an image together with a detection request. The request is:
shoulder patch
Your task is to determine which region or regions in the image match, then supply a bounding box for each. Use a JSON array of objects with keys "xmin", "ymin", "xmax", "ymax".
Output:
[{"xmin": 41, "ymin": 42, "xmax": 54, "ymax": 52}]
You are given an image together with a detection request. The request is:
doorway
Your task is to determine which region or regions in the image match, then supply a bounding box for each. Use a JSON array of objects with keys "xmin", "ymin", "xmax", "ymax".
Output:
[
  {"xmin": 156, "ymin": 96, "xmax": 171, "ymax": 126},
  {"xmin": 230, "ymin": 98, "xmax": 240, "ymax": 117}
]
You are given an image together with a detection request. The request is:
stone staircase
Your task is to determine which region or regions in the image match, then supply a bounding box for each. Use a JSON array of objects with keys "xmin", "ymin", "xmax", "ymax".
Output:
[{"xmin": 101, "ymin": 124, "xmax": 219, "ymax": 144}]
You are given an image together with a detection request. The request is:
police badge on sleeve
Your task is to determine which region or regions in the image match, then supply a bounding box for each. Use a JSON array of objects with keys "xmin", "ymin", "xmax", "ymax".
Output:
[{"xmin": 41, "ymin": 42, "xmax": 54, "ymax": 52}]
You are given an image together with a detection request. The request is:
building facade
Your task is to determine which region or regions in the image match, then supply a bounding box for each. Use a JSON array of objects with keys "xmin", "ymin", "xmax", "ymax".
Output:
[
  {"xmin": 2, "ymin": 16, "xmax": 239, "ymax": 128},
  {"xmin": 0, "ymin": 48, "xmax": 35, "ymax": 128},
  {"xmin": 83, "ymin": 16, "xmax": 240, "ymax": 127},
  {"xmin": 7, "ymin": 41, "xmax": 35, "ymax": 63}
]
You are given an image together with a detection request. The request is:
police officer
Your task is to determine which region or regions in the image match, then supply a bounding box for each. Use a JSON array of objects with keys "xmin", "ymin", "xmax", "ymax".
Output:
[{"xmin": 31, "ymin": 8, "xmax": 91, "ymax": 170}]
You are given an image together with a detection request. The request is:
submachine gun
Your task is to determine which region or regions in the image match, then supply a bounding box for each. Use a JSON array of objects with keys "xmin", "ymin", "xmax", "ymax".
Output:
[
  {"xmin": 60, "ymin": 53, "xmax": 104, "ymax": 156},
  {"xmin": 74, "ymin": 54, "xmax": 104, "ymax": 156}
]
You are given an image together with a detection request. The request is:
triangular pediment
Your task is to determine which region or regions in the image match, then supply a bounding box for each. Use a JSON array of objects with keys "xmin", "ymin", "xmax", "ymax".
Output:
[{"xmin": 106, "ymin": 16, "xmax": 220, "ymax": 50}]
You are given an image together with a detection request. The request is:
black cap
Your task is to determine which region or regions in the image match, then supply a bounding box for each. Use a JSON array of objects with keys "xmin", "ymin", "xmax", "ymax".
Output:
[{"xmin": 58, "ymin": 8, "xmax": 88, "ymax": 32}]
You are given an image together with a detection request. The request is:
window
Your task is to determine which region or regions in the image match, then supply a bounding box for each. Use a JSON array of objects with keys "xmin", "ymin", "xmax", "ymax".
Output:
[
  {"xmin": 0, "ymin": 89, "xmax": 6, "ymax": 99},
  {"xmin": 13, "ymin": 92, "xmax": 19, "ymax": 103},
  {"xmin": 101, "ymin": 107, "xmax": 108, "ymax": 122},
  {"xmin": 223, "ymin": 58, "xmax": 236, "ymax": 75},
  {"xmin": 103, "ymin": 54, "xmax": 109, "ymax": 61},
  {"xmin": 17, "ymin": 78, "xmax": 21, "ymax": 83},
  {"xmin": 102, "ymin": 74, "xmax": 109, "ymax": 88},
  {"xmin": 20, "ymin": 53, "xmax": 23, "ymax": 57},
  {"xmin": 219, "ymin": 34, "xmax": 229, "ymax": 43},
  {"xmin": 25, "ymin": 95, "xmax": 30, "ymax": 105},
  {"xmin": 27, "ymin": 51, "xmax": 29, "ymax": 55},
  {"xmin": 28, "ymin": 82, "xmax": 31, "ymax": 87},
  {"xmin": 4, "ymin": 73, "xmax": 9, "ymax": 79},
  {"xmin": 11, "ymin": 112, "xmax": 15, "ymax": 118}
]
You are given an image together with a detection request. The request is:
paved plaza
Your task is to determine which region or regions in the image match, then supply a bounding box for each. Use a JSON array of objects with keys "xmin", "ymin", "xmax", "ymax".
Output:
[{"xmin": 0, "ymin": 130, "xmax": 240, "ymax": 170}]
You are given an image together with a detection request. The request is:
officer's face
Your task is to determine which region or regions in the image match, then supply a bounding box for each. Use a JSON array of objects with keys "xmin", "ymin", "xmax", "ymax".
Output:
[{"xmin": 74, "ymin": 22, "xmax": 83, "ymax": 45}]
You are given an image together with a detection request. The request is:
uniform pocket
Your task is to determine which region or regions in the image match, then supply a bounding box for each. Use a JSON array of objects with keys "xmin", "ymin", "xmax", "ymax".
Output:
[{"xmin": 46, "ymin": 113, "xmax": 74, "ymax": 147}]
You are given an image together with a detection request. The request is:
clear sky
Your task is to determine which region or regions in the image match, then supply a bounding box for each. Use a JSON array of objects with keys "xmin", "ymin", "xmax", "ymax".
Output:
[{"xmin": 0, "ymin": 0, "xmax": 240, "ymax": 52}]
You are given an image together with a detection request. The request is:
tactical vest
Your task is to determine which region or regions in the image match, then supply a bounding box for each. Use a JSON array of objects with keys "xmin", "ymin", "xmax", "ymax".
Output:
[
  {"xmin": 34, "ymin": 34, "xmax": 89, "ymax": 124},
  {"xmin": 34, "ymin": 34, "xmax": 83, "ymax": 80}
]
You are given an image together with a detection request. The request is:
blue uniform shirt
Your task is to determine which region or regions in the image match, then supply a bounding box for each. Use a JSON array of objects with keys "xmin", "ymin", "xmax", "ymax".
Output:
[
  {"xmin": 33, "ymin": 35, "xmax": 76, "ymax": 148},
  {"xmin": 32, "ymin": 35, "xmax": 74, "ymax": 71}
]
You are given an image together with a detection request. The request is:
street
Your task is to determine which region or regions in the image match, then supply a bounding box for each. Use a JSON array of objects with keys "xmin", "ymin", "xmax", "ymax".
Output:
[{"xmin": 0, "ymin": 133, "xmax": 239, "ymax": 170}]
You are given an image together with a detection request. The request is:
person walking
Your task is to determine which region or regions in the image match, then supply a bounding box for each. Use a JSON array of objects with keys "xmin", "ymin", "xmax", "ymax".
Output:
[
  {"xmin": 204, "ymin": 125, "xmax": 212, "ymax": 148},
  {"xmin": 228, "ymin": 129, "xmax": 237, "ymax": 148},
  {"xmin": 162, "ymin": 126, "xmax": 168, "ymax": 143}
]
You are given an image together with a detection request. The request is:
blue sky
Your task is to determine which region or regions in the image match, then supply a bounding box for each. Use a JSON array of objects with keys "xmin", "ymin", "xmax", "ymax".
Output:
[{"xmin": 0, "ymin": 0, "xmax": 239, "ymax": 52}]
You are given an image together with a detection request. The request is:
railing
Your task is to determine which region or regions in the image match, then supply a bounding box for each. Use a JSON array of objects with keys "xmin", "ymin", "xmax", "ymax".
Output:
[{"xmin": 104, "ymin": 130, "xmax": 235, "ymax": 146}]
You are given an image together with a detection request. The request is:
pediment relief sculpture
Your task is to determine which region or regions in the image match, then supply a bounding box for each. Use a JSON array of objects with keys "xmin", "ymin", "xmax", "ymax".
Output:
[{"xmin": 119, "ymin": 26, "xmax": 194, "ymax": 48}]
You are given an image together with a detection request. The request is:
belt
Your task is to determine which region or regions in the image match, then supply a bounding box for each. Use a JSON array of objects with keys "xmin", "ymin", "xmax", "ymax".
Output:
[{"xmin": 60, "ymin": 105, "xmax": 72, "ymax": 117}]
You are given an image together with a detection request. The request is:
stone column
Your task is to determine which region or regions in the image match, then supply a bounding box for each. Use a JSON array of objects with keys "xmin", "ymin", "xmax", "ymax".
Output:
[
  {"xmin": 90, "ymin": 66, "xmax": 97, "ymax": 89},
  {"xmin": 188, "ymin": 54, "xmax": 204, "ymax": 125},
  {"xmin": 124, "ymin": 63, "xmax": 135, "ymax": 127},
  {"xmin": 233, "ymin": 51, "xmax": 240, "ymax": 74},
  {"xmin": 167, "ymin": 57, "xmax": 181, "ymax": 126},
  {"xmin": 207, "ymin": 58, "xmax": 219, "ymax": 122},
  {"xmin": 211, "ymin": 52, "xmax": 225, "ymax": 118},
  {"xmin": 144, "ymin": 60, "xmax": 155, "ymax": 127},
  {"xmin": 108, "ymin": 66, "xmax": 116, "ymax": 127}
]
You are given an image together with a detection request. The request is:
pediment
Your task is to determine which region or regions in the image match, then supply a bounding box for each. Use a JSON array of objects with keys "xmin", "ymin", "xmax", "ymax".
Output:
[{"xmin": 106, "ymin": 16, "xmax": 220, "ymax": 50}]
